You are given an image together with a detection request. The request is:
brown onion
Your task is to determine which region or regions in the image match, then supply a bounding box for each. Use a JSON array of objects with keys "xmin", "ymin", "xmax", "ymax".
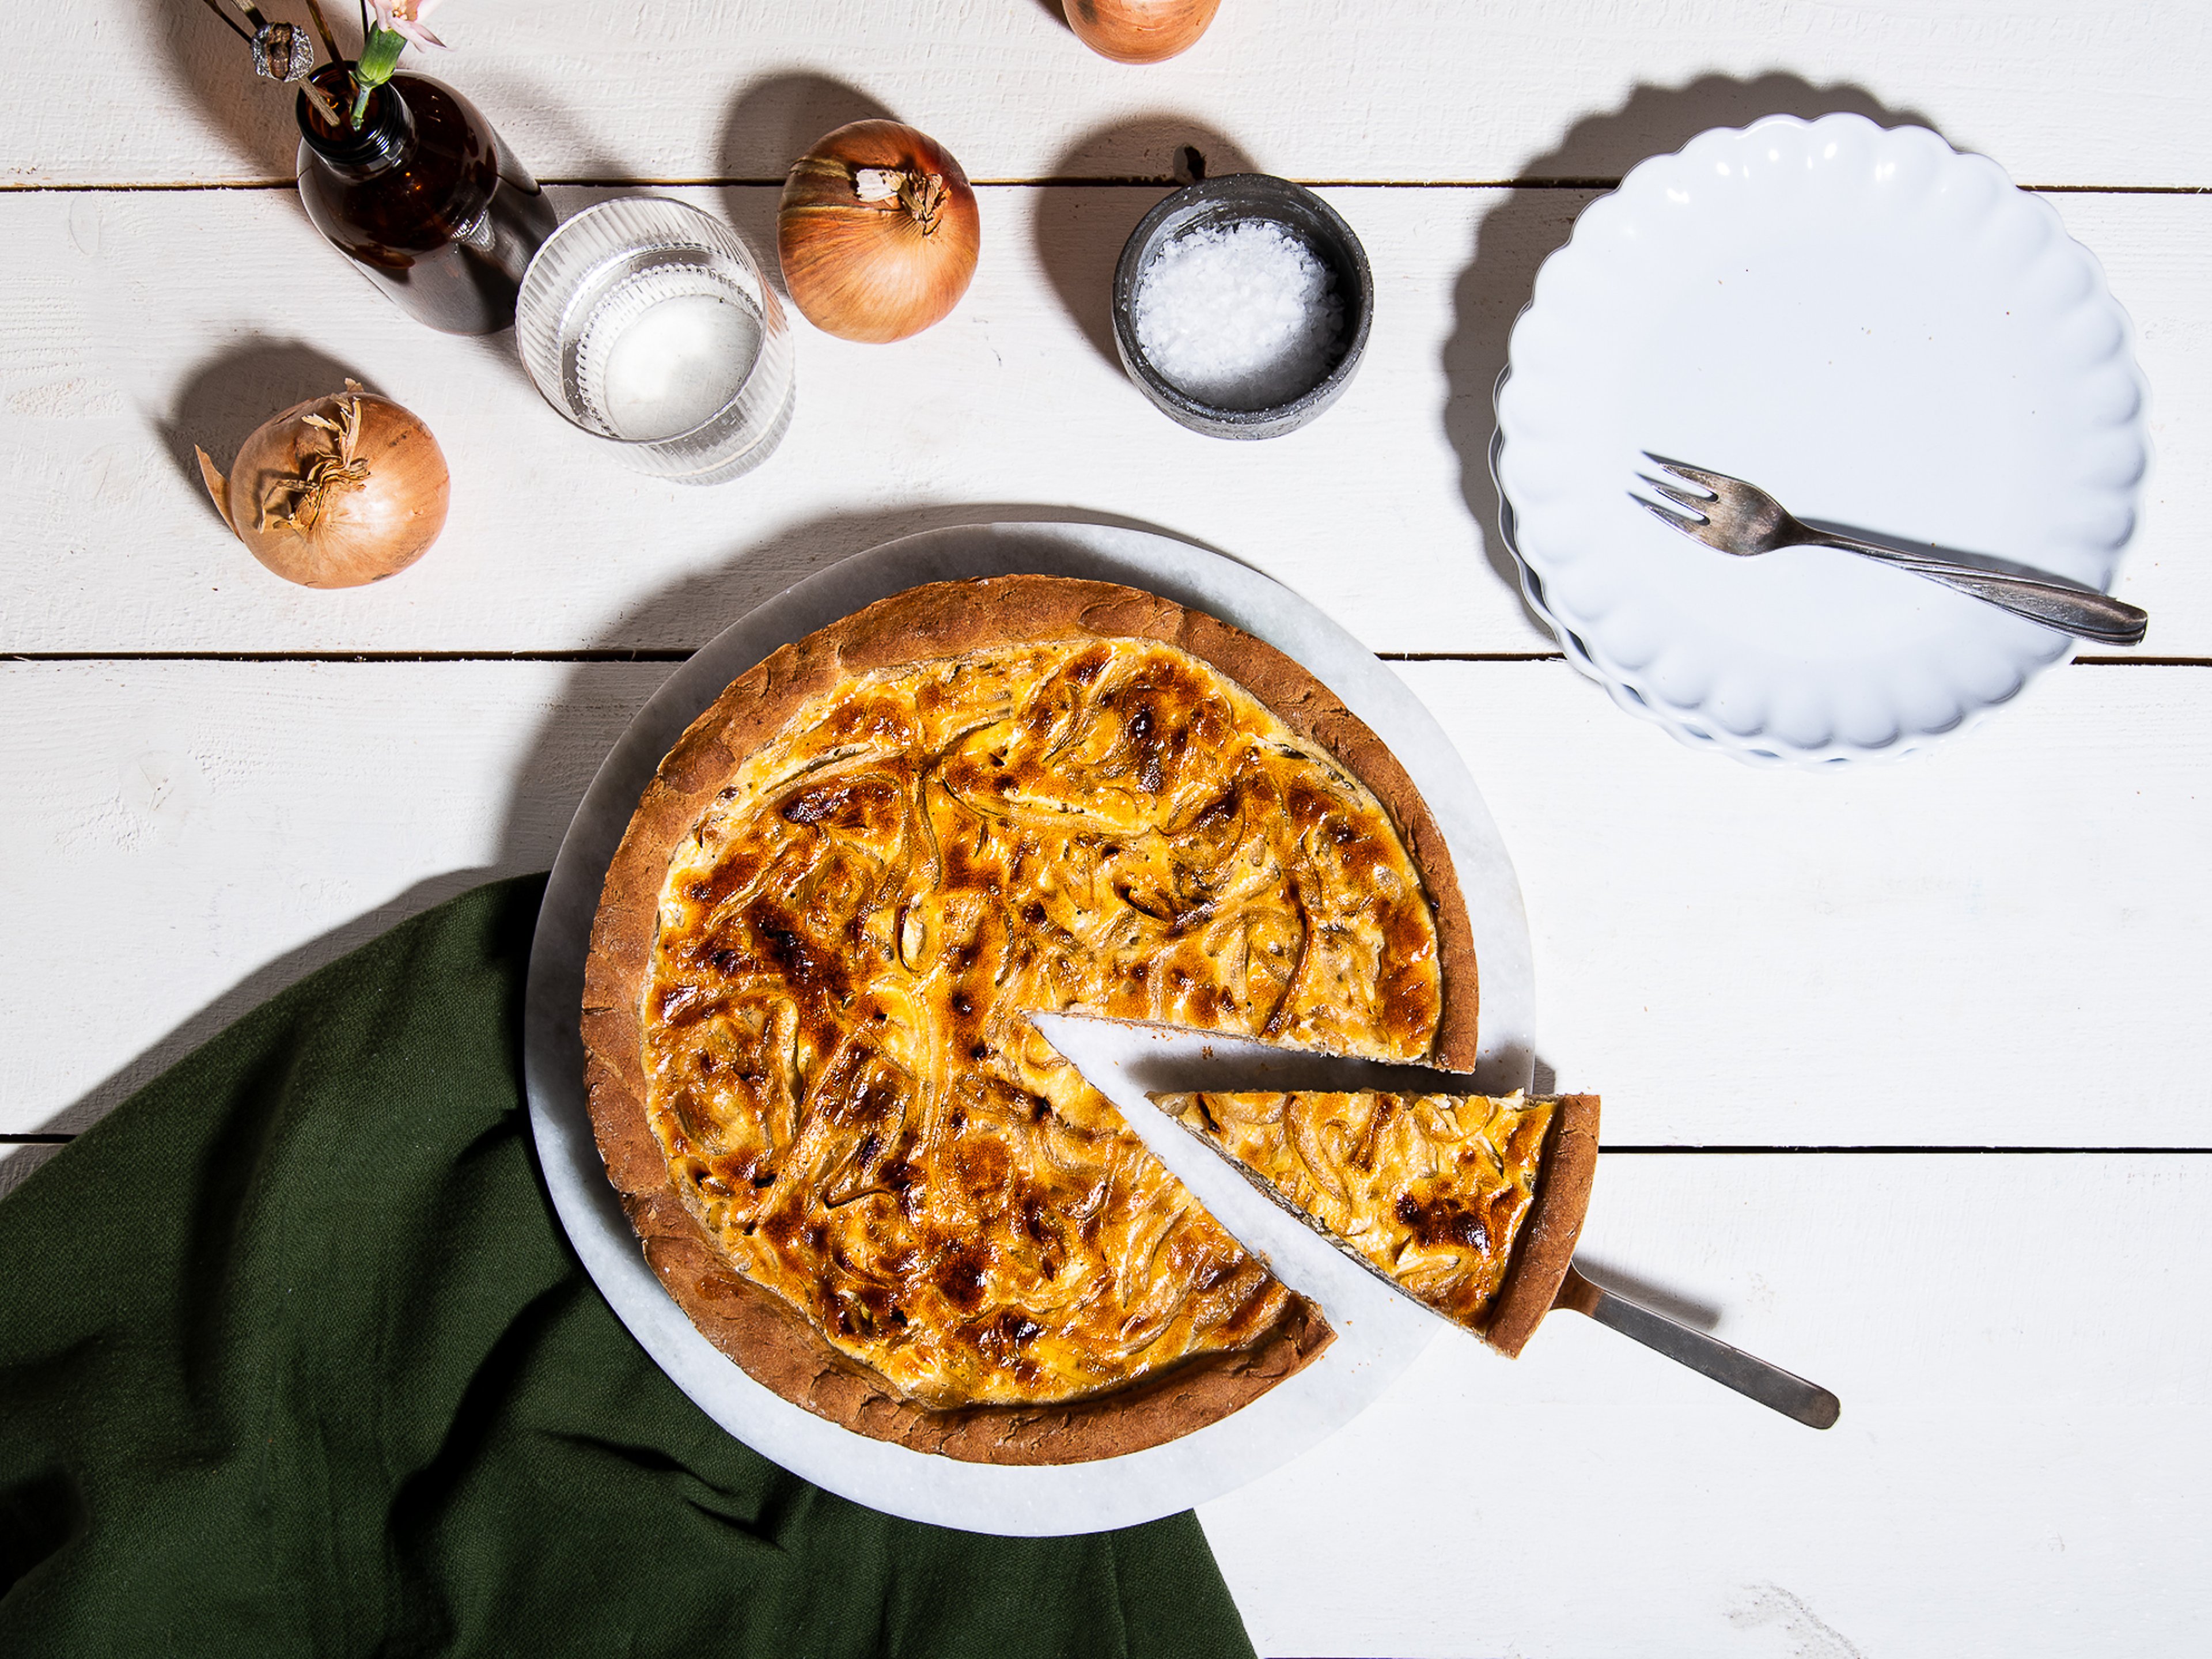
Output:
[
  {"xmin": 778, "ymin": 120, "xmax": 981, "ymax": 343},
  {"xmin": 1065, "ymin": 0, "xmax": 1222, "ymax": 64},
  {"xmin": 196, "ymin": 382, "xmax": 449, "ymax": 588}
]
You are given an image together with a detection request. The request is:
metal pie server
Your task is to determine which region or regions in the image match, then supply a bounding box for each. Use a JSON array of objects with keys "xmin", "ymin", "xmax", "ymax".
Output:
[{"xmin": 1029, "ymin": 1013, "xmax": 1840, "ymax": 1430}]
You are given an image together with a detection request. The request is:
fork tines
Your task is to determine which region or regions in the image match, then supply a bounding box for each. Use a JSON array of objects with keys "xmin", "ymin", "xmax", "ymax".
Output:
[{"xmin": 1630, "ymin": 452, "xmax": 1719, "ymax": 529}]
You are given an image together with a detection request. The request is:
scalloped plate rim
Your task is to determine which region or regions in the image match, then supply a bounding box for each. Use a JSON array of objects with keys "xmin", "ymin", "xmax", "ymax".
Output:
[{"xmin": 1492, "ymin": 111, "xmax": 2152, "ymax": 767}]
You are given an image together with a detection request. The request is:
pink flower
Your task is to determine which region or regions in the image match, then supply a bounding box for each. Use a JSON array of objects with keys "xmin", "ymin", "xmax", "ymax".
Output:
[{"xmin": 369, "ymin": 1, "xmax": 447, "ymax": 51}]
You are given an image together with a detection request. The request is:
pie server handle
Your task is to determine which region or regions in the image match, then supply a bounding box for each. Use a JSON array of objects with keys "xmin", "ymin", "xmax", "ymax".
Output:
[{"xmin": 1552, "ymin": 1266, "xmax": 1841, "ymax": 1430}]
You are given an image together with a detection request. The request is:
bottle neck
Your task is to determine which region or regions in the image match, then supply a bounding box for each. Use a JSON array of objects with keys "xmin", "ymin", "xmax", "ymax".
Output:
[{"xmin": 297, "ymin": 67, "xmax": 416, "ymax": 181}]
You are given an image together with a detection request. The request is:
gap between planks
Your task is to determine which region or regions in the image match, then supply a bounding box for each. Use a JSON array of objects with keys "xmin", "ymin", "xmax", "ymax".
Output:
[{"xmin": 3, "ymin": 179, "xmax": 2208, "ymax": 195}]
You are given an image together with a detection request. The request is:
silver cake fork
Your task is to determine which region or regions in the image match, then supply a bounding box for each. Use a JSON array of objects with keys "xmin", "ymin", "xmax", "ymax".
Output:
[{"xmin": 1631, "ymin": 454, "xmax": 2149, "ymax": 646}]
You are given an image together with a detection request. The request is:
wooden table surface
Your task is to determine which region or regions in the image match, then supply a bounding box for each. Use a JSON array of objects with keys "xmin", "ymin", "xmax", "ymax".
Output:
[{"xmin": 5, "ymin": 3, "xmax": 2207, "ymax": 1653}]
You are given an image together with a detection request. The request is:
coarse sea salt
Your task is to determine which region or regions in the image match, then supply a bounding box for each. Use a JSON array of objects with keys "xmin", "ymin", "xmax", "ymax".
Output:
[{"xmin": 1131, "ymin": 219, "xmax": 1344, "ymax": 411}]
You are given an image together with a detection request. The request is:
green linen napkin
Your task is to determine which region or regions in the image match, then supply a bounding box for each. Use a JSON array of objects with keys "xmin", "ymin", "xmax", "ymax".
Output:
[{"xmin": 0, "ymin": 875, "xmax": 1257, "ymax": 1658}]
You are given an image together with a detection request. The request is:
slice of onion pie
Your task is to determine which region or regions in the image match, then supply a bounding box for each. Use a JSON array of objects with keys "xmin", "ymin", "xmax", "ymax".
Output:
[{"xmin": 1152, "ymin": 1089, "xmax": 1600, "ymax": 1354}]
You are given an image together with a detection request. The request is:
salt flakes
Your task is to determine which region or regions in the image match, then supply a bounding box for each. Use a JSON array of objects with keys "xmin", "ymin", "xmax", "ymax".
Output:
[{"xmin": 1131, "ymin": 219, "xmax": 1345, "ymax": 412}]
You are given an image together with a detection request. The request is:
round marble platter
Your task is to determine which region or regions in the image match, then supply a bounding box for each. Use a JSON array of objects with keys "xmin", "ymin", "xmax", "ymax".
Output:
[{"xmin": 521, "ymin": 521, "xmax": 1535, "ymax": 1535}]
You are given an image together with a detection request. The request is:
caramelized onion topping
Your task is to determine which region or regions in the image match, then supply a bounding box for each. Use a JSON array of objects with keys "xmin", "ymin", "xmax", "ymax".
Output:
[{"xmin": 642, "ymin": 638, "xmax": 1444, "ymax": 1407}]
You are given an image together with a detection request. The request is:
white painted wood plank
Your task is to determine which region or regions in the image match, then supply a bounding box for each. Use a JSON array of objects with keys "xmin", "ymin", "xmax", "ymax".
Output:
[
  {"xmin": 8, "ymin": 1, "xmax": 2211, "ymax": 188},
  {"xmin": 9, "ymin": 659, "xmax": 2203, "ymax": 1654},
  {"xmin": 0, "ymin": 184, "xmax": 2196, "ymax": 657},
  {"xmin": 2060, "ymin": 189, "xmax": 2210, "ymax": 641},
  {"xmin": 1201, "ymin": 1150, "xmax": 2212, "ymax": 1657},
  {"xmin": 3, "ymin": 657, "xmax": 2205, "ymax": 1653},
  {"xmin": 1407, "ymin": 657, "xmax": 2212, "ymax": 1149},
  {"xmin": 5, "ymin": 658, "xmax": 2206, "ymax": 1147},
  {"xmin": 0, "ymin": 659, "xmax": 669, "ymax": 1133},
  {"xmin": 0, "ymin": 182, "xmax": 1553, "ymax": 658}
]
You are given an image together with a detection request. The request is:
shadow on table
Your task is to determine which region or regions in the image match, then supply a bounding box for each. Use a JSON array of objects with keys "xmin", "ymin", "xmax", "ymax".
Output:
[
  {"xmin": 153, "ymin": 327, "xmax": 546, "ymax": 511},
  {"xmin": 142, "ymin": 0, "xmax": 301, "ymax": 179},
  {"xmin": 155, "ymin": 338, "xmax": 378, "ymax": 518},
  {"xmin": 532, "ymin": 501, "xmax": 1239, "ymax": 647},
  {"xmin": 140, "ymin": 0, "xmax": 616, "ymax": 186},
  {"xmin": 1571, "ymin": 1255, "xmax": 1724, "ymax": 1332},
  {"xmin": 714, "ymin": 71, "xmax": 897, "ymax": 292},
  {"xmin": 27, "ymin": 499, "xmax": 1712, "ymax": 1330},
  {"xmin": 1439, "ymin": 74, "xmax": 1942, "ymax": 634},
  {"xmin": 1034, "ymin": 118, "xmax": 1256, "ymax": 366},
  {"xmin": 29, "ymin": 504, "xmax": 1218, "ymax": 1141},
  {"xmin": 31, "ymin": 869, "xmax": 501, "ymax": 1140}
]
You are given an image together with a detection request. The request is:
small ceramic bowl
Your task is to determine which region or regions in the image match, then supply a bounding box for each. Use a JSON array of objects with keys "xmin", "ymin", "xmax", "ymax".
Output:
[{"xmin": 1111, "ymin": 173, "xmax": 1373, "ymax": 440}]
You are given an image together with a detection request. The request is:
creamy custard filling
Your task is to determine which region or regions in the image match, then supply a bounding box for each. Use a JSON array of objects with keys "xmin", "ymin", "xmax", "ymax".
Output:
[
  {"xmin": 641, "ymin": 637, "xmax": 1444, "ymax": 1407},
  {"xmin": 1158, "ymin": 1089, "xmax": 1555, "ymax": 1330}
]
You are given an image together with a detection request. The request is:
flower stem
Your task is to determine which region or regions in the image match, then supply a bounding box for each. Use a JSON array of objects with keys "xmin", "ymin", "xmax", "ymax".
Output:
[{"xmin": 347, "ymin": 24, "xmax": 407, "ymax": 128}]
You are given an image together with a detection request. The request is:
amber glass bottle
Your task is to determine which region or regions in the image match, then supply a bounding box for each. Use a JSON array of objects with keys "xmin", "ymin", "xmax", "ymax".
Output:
[{"xmin": 295, "ymin": 65, "xmax": 557, "ymax": 335}]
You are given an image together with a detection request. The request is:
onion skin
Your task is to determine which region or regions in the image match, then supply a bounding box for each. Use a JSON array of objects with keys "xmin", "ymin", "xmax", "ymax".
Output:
[
  {"xmin": 1065, "ymin": 0, "xmax": 1222, "ymax": 64},
  {"xmin": 778, "ymin": 120, "xmax": 981, "ymax": 344},
  {"xmin": 196, "ymin": 387, "xmax": 449, "ymax": 589}
]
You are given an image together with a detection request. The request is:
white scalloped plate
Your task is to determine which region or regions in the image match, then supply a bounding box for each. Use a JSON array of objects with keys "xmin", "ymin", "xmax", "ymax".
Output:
[{"xmin": 1495, "ymin": 113, "xmax": 2150, "ymax": 765}]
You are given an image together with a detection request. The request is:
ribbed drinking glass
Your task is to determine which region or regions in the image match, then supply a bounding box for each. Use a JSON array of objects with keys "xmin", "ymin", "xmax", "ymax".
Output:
[{"xmin": 516, "ymin": 198, "xmax": 795, "ymax": 484}]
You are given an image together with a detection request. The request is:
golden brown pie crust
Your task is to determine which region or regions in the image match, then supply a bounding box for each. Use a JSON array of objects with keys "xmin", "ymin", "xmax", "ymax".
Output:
[
  {"xmin": 583, "ymin": 575, "xmax": 1478, "ymax": 1463},
  {"xmin": 1481, "ymin": 1094, "xmax": 1600, "ymax": 1357}
]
